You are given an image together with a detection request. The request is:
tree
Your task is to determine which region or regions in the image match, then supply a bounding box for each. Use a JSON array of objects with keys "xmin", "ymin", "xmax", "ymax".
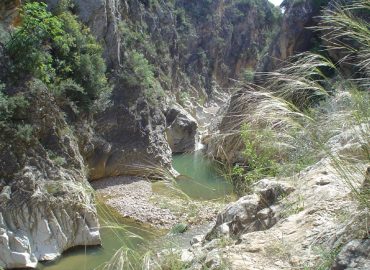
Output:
[{"xmin": 5, "ymin": 2, "xmax": 111, "ymax": 112}]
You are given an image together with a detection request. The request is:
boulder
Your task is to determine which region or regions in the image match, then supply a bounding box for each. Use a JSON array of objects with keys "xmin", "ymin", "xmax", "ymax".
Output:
[
  {"xmin": 332, "ymin": 239, "xmax": 370, "ymax": 270},
  {"xmin": 166, "ymin": 104, "xmax": 198, "ymax": 154},
  {"xmin": 206, "ymin": 179, "xmax": 294, "ymax": 240}
]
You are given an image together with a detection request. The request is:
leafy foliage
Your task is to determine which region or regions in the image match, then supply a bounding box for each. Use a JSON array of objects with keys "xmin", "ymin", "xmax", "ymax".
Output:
[
  {"xmin": 6, "ymin": 2, "xmax": 64, "ymax": 83},
  {"xmin": 0, "ymin": 84, "xmax": 28, "ymax": 125},
  {"xmin": 230, "ymin": 123, "xmax": 279, "ymax": 195},
  {"xmin": 4, "ymin": 2, "xmax": 111, "ymax": 112}
]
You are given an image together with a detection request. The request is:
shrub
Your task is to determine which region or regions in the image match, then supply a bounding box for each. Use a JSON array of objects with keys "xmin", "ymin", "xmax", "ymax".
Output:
[
  {"xmin": 231, "ymin": 123, "xmax": 279, "ymax": 194},
  {"xmin": 242, "ymin": 68, "xmax": 255, "ymax": 82},
  {"xmin": 5, "ymin": 2, "xmax": 111, "ymax": 113},
  {"xmin": 0, "ymin": 84, "xmax": 29, "ymax": 125},
  {"xmin": 15, "ymin": 124, "xmax": 34, "ymax": 143},
  {"xmin": 55, "ymin": 10, "xmax": 111, "ymax": 110},
  {"xmin": 120, "ymin": 50, "xmax": 164, "ymax": 104},
  {"xmin": 5, "ymin": 2, "xmax": 64, "ymax": 83}
]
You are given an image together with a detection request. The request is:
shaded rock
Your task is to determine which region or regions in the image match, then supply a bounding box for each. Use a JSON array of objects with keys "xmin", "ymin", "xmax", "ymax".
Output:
[
  {"xmin": 254, "ymin": 179, "xmax": 295, "ymax": 206},
  {"xmin": 205, "ymin": 250, "xmax": 222, "ymax": 270},
  {"xmin": 206, "ymin": 180, "xmax": 294, "ymax": 240},
  {"xmin": 166, "ymin": 104, "xmax": 198, "ymax": 154},
  {"xmin": 191, "ymin": 235, "xmax": 204, "ymax": 246},
  {"xmin": 0, "ymin": 83, "xmax": 100, "ymax": 269},
  {"xmin": 88, "ymin": 97, "xmax": 175, "ymax": 180},
  {"xmin": 331, "ymin": 239, "xmax": 370, "ymax": 270},
  {"xmin": 258, "ymin": 0, "xmax": 327, "ymax": 73}
]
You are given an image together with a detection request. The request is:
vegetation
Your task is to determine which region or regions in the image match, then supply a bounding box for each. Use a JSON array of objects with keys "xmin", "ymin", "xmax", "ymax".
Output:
[
  {"xmin": 1, "ymin": 0, "xmax": 368, "ymax": 269},
  {"xmin": 117, "ymin": 20, "xmax": 165, "ymax": 105},
  {"xmin": 281, "ymin": 0, "xmax": 330, "ymax": 9},
  {"xmin": 3, "ymin": 1, "xmax": 111, "ymax": 113},
  {"xmin": 228, "ymin": 0, "xmax": 370, "ymax": 198}
]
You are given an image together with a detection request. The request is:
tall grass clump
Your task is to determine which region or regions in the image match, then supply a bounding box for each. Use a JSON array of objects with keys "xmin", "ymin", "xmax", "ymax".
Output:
[
  {"xmin": 315, "ymin": 0, "xmax": 370, "ymax": 87},
  {"xmin": 224, "ymin": 0, "xmax": 369, "ymax": 198}
]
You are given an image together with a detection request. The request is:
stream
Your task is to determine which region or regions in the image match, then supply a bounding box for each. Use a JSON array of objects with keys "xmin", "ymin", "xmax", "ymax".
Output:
[{"xmin": 38, "ymin": 152, "xmax": 232, "ymax": 270}]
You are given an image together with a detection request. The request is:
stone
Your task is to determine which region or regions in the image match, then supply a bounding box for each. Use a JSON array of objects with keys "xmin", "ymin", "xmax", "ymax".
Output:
[
  {"xmin": 332, "ymin": 239, "xmax": 370, "ymax": 270},
  {"xmin": 205, "ymin": 194, "xmax": 260, "ymax": 240},
  {"xmin": 191, "ymin": 235, "xmax": 204, "ymax": 246},
  {"xmin": 205, "ymin": 250, "xmax": 222, "ymax": 270},
  {"xmin": 180, "ymin": 249, "xmax": 194, "ymax": 264},
  {"xmin": 253, "ymin": 179, "xmax": 295, "ymax": 206},
  {"xmin": 205, "ymin": 179, "xmax": 293, "ymax": 240},
  {"xmin": 166, "ymin": 104, "xmax": 198, "ymax": 154}
]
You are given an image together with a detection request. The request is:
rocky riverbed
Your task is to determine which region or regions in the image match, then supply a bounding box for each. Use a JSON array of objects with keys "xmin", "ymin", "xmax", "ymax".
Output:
[{"xmin": 92, "ymin": 176, "xmax": 229, "ymax": 230}]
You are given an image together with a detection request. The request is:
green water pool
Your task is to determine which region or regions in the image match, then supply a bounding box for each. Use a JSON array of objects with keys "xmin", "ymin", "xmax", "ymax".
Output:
[
  {"xmin": 38, "ymin": 205, "xmax": 161, "ymax": 270},
  {"xmin": 37, "ymin": 151, "xmax": 232, "ymax": 269},
  {"xmin": 173, "ymin": 151, "xmax": 233, "ymax": 200}
]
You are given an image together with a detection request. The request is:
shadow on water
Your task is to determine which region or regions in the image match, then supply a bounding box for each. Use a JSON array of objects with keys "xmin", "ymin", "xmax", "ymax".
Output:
[
  {"xmin": 37, "ymin": 203, "xmax": 163, "ymax": 270},
  {"xmin": 37, "ymin": 151, "xmax": 232, "ymax": 269}
]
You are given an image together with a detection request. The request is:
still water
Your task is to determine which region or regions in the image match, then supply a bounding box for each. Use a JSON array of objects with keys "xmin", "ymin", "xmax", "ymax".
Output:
[
  {"xmin": 38, "ymin": 152, "xmax": 231, "ymax": 269},
  {"xmin": 173, "ymin": 151, "xmax": 233, "ymax": 200},
  {"xmin": 38, "ymin": 205, "xmax": 161, "ymax": 270}
]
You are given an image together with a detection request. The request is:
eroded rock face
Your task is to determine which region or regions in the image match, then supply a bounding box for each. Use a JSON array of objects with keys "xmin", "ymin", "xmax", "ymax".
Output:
[
  {"xmin": 0, "ymin": 179, "xmax": 100, "ymax": 269},
  {"xmin": 166, "ymin": 104, "xmax": 198, "ymax": 154},
  {"xmin": 0, "ymin": 82, "xmax": 100, "ymax": 269},
  {"xmin": 185, "ymin": 147, "xmax": 368, "ymax": 269},
  {"xmin": 206, "ymin": 179, "xmax": 294, "ymax": 240},
  {"xmin": 87, "ymin": 94, "xmax": 175, "ymax": 180},
  {"xmin": 258, "ymin": 0, "xmax": 327, "ymax": 73}
]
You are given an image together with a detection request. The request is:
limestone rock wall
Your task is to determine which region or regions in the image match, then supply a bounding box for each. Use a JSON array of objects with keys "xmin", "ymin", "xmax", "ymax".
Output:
[
  {"xmin": 258, "ymin": 0, "xmax": 327, "ymax": 73},
  {"xmin": 0, "ymin": 82, "xmax": 101, "ymax": 269},
  {"xmin": 59, "ymin": 0, "xmax": 281, "ymax": 177}
]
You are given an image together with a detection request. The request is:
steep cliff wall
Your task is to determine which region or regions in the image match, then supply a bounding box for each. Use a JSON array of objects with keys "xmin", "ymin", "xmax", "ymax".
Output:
[
  {"xmin": 0, "ymin": 0, "xmax": 282, "ymax": 268},
  {"xmin": 209, "ymin": 0, "xmax": 333, "ymax": 163},
  {"xmin": 258, "ymin": 0, "xmax": 329, "ymax": 72},
  {"xmin": 57, "ymin": 0, "xmax": 281, "ymax": 179},
  {"xmin": 0, "ymin": 81, "xmax": 100, "ymax": 269}
]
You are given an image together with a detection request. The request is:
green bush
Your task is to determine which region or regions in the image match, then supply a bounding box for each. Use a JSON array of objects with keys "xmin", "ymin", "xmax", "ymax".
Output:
[
  {"xmin": 0, "ymin": 84, "xmax": 29, "ymax": 125},
  {"xmin": 5, "ymin": 2, "xmax": 111, "ymax": 112},
  {"xmin": 120, "ymin": 50, "xmax": 164, "ymax": 104},
  {"xmin": 242, "ymin": 68, "xmax": 255, "ymax": 82},
  {"xmin": 5, "ymin": 2, "xmax": 64, "ymax": 83},
  {"xmin": 15, "ymin": 124, "xmax": 34, "ymax": 143},
  {"xmin": 231, "ymin": 123, "xmax": 279, "ymax": 194}
]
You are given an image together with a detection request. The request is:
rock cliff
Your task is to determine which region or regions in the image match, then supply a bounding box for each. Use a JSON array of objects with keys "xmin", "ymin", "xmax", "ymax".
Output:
[
  {"xmin": 0, "ymin": 81, "xmax": 100, "ymax": 269},
  {"xmin": 258, "ymin": 0, "xmax": 329, "ymax": 73},
  {"xmin": 60, "ymin": 0, "xmax": 280, "ymax": 179},
  {"xmin": 0, "ymin": 0, "xmax": 282, "ymax": 268}
]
